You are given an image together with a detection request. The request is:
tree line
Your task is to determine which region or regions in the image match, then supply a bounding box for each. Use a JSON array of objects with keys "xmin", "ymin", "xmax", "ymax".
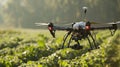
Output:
[{"xmin": 0, "ymin": 0, "xmax": 120, "ymax": 28}]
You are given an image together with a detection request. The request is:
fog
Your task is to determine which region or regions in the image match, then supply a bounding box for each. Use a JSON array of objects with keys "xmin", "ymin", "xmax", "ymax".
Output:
[{"xmin": 0, "ymin": 0, "xmax": 120, "ymax": 28}]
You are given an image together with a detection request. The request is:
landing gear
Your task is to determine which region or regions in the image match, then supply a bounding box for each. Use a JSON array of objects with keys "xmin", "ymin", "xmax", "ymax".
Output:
[
  {"xmin": 61, "ymin": 32, "xmax": 83, "ymax": 50},
  {"xmin": 70, "ymin": 36, "xmax": 83, "ymax": 50},
  {"xmin": 61, "ymin": 31, "xmax": 99, "ymax": 50},
  {"xmin": 70, "ymin": 43, "xmax": 83, "ymax": 50}
]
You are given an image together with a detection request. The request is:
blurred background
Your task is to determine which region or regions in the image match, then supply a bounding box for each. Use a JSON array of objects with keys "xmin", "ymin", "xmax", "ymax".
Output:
[{"xmin": 0, "ymin": 0, "xmax": 120, "ymax": 29}]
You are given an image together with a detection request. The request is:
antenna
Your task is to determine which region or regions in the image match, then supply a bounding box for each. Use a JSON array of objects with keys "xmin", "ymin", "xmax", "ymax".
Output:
[{"xmin": 82, "ymin": 6, "xmax": 88, "ymax": 21}]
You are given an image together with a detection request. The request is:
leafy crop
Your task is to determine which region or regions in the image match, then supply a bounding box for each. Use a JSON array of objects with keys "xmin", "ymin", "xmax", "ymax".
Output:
[{"xmin": 0, "ymin": 29, "xmax": 119, "ymax": 67}]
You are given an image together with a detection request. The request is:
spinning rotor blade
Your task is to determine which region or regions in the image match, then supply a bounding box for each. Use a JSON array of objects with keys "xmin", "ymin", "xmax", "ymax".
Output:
[
  {"xmin": 90, "ymin": 21, "xmax": 120, "ymax": 25},
  {"xmin": 106, "ymin": 21, "xmax": 120, "ymax": 24},
  {"xmin": 35, "ymin": 23, "xmax": 49, "ymax": 26},
  {"xmin": 91, "ymin": 23, "xmax": 118, "ymax": 30}
]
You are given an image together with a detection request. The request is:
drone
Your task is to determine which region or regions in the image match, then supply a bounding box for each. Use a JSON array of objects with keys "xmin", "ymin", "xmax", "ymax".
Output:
[{"xmin": 36, "ymin": 7, "xmax": 120, "ymax": 50}]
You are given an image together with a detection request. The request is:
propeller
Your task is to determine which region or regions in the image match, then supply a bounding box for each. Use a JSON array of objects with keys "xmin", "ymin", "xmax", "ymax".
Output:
[
  {"xmin": 90, "ymin": 21, "xmax": 120, "ymax": 25},
  {"xmin": 35, "ymin": 22, "xmax": 56, "ymax": 38},
  {"xmin": 35, "ymin": 23, "xmax": 49, "ymax": 26},
  {"xmin": 106, "ymin": 21, "xmax": 120, "ymax": 24}
]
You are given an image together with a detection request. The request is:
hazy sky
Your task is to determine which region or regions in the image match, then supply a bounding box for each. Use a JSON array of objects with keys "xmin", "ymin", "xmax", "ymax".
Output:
[{"xmin": 0, "ymin": 0, "xmax": 8, "ymax": 7}]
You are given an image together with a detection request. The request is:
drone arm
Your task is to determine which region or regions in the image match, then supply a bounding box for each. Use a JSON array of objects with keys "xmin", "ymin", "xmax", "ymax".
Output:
[
  {"xmin": 53, "ymin": 26, "xmax": 72, "ymax": 31},
  {"xmin": 91, "ymin": 24, "xmax": 117, "ymax": 30},
  {"xmin": 91, "ymin": 26, "xmax": 112, "ymax": 30},
  {"xmin": 91, "ymin": 24, "xmax": 117, "ymax": 35}
]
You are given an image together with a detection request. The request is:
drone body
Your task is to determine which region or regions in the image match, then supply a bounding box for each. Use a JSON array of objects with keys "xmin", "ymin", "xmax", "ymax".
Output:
[
  {"xmin": 36, "ymin": 7, "xmax": 120, "ymax": 50},
  {"xmin": 44, "ymin": 20, "xmax": 118, "ymax": 50}
]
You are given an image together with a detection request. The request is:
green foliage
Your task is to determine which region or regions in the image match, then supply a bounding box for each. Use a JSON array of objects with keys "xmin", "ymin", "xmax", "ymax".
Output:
[{"xmin": 0, "ymin": 29, "xmax": 120, "ymax": 67}]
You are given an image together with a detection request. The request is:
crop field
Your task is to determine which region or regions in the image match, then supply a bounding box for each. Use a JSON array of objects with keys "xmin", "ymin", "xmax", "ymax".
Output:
[{"xmin": 0, "ymin": 29, "xmax": 120, "ymax": 67}]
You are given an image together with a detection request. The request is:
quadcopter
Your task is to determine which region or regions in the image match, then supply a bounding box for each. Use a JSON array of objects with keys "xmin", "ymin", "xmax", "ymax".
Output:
[{"xmin": 36, "ymin": 7, "xmax": 120, "ymax": 50}]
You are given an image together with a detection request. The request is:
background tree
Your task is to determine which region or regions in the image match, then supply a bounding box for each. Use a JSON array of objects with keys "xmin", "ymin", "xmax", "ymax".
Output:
[{"xmin": 0, "ymin": 0, "xmax": 120, "ymax": 28}]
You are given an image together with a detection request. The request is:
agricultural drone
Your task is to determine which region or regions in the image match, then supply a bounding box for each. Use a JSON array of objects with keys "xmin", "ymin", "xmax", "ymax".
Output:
[{"xmin": 36, "ymin": 7, "xmax": 120, "ymax": 50}]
